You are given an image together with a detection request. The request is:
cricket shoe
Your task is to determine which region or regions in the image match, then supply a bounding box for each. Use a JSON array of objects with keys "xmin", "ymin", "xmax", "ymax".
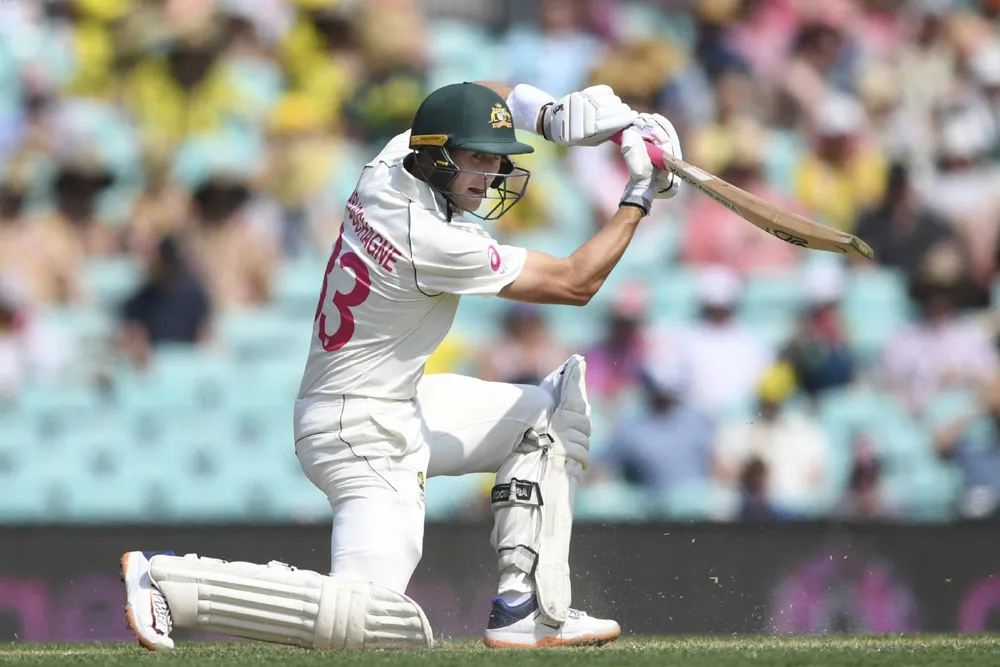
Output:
[
  {"xmin": 120, "ymin": 551, "xmax": 175, "ymax": 650},
  {"xmin": 483, "ymin": 595, "xmax": 621, "ymax": 648}
]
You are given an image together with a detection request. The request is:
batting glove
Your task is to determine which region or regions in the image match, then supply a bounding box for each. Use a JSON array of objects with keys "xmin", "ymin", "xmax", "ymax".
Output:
[
  {"xmin": 631, "ymin": 112, "xmax": 683, "ymax": 199},
  {"xmin": 618, "ymin": 127, "xmax": 660, "ymax": 216},
  {"xmin": 541, "ymin": 85, "xmax": 638, "ymax": 147}
]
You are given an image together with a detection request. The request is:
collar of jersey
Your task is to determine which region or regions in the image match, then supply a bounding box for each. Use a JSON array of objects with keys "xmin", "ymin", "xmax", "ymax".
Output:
[{"xmin": 389, "ymin": 159, "xmax": 449, "ymax": 216}]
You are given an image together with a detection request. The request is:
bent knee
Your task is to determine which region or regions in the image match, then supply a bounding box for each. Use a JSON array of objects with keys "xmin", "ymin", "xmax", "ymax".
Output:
[{"xmin": 516, "ymin": 384, "xmax": 556, "ymax": 433}]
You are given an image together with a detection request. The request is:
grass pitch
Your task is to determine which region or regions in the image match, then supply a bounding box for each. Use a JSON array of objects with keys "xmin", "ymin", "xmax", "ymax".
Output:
[{"xmin": 1, "ymin": 636, "xmax": 998, "ymax": 667}]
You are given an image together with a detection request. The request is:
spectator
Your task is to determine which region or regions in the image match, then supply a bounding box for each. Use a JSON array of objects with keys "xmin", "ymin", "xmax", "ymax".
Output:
[
  {"xmin": 424, "ymin": 332, "xmax": 474, "ymax": 377},
  {"xmin": 683, "ymin": 118, "xmax": 802, "ymax": 276},
  {"xmin": 127, "ymin": 146, "xmax": 193, "ymax": 258},
  {"xmin": 835, "ymin": 432, "xmax": 894, "ymax": 521},
  {"xmin": 934, "ymin": 375, "xmax": 1000, "ymax": 520},
  {"xmin": 593, "ymin": 353, "xmax": 714, "ymax": 494},
  {"xmin": 714, "ymin": 362, "xmax": 832, "ymax": 516},
  {"xmin": 0, "ymin": 277, "xmax": 70, "ymax": 403},
  {"xmin": 737, "ymin": 457, "xmax": 790, "ymax": 522},
  {"xmin": 688, "ymin": 65, "xmax": 760, "ymax": 173},
  {"xmin": 969, "ymin": 40, "xmax": 1000, "ymax": 154},
  {"xmin": 773, "ymin": 18, "xmax": 848, "ymax": 131},
  {"xmin": 582, "ymin": 284, "xmax": 650, "ymax": 407},
  {"xmin": 479, "ymin": 304, "xmax": 567, "ymax": 385},
  {"xmin": 185, "ymin": 171, "xmax": 280, "ymax": 310},
  {"xmin": 855, "ymin": 60, "xmax": 926, "ymax": 164},
  {"xmin": 278, "ymin": 1, "xmax": 364, "ymax": 129},
  {"xmin": 853, "ymin": 162, "xmax": 962, "ymax": 282},
  {"xmin": 882, "ymin": 242, "xmax": 997, "ymax": 412},
  {"xmin": 43, "ymin": 155, "xmax": 119, "ymax": 257},
  {"xmin": 119, "ymin": 236, "xmax": 213, "ymax": 370},
  {"xmin": 260, "ymin": 92, "xmax": 358, "ymax": 256},
  {"xmin": 660, "ymin": 266, "xmax": 774, "ymax": 416},
  {"xmin": 838, "ymin": 459, "xmax": 886, "ymax": 522},
  {"xmin": 927, "ymin": 109, "xmax": 1000, "ymax": 286},
  {"xmin": 342, "ymin": 1, "xmax": 427, "ymax": 146},
  {"xmin": 784, "ymin": 261, "xmax": 855, "ymax": 399},
  {"xmin": 504, "ymin": 0, "xmax": 604, "ymax": 96},
  {"xmin": 895, "ymin": 0, "xmax": 956, "ymax": 122},
  {"xmin": 794, "ymin": 93, "xmax": 888, "ymax": 232},
  {"xmin": 0, "ymin": 161, "xmax": 81, "ymax": 306},
  {"xmin": 122, "ymin": 18, "xmax": 249, "ymax": 150}
]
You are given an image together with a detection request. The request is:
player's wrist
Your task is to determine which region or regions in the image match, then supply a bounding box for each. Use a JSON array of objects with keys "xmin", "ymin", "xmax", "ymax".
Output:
[
  {"xmin": 506, "ymin": 84, "xmax": 557, "ymax": 137},
  {"xmin": 618, "ymin": 200, "xmax": 650, "ymax": 218}
]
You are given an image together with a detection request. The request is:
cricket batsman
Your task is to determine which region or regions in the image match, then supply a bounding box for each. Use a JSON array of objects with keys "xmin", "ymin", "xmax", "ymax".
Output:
[{"xmin": 120, "ymin": 80, "xmax": 682, "ymax": 650}]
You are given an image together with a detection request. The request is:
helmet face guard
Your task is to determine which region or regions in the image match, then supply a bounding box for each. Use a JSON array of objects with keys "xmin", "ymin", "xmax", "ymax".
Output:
[{"xmin": 412, "ymin": 146, "xmax": 530, "ymax": 222}]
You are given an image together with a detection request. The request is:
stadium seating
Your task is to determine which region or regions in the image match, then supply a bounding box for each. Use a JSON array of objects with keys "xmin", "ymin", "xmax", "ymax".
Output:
[{"xmin": 0, "ymin": 252, "xmax": 960, "ymax": 524}]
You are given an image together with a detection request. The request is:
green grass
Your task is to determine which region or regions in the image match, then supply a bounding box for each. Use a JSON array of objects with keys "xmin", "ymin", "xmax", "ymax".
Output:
[
  {"xmin": 0, "ymin": 636, "xmax": 1000, "ymax": 667},
  {"xmin": 1, "ymin": 636, "xmax": 999, "ymax": 667}
]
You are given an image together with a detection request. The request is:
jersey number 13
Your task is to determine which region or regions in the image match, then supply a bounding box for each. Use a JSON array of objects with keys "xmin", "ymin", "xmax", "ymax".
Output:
[{"xmin": 314, "ymin": 230, "xmax": 371, "ymax": 351}]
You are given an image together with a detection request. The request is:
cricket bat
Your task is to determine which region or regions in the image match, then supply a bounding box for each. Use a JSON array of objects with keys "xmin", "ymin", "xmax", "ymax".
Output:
[{"xmin": 610, "ymin": 132, "xmax": 874, "ymax": 260}]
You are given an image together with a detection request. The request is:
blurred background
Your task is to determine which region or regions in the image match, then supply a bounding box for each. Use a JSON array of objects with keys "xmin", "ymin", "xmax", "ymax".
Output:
[
  {"xmin": 5, "ymin": 0, "xmax": 1000, "ymax": 642},
  {"xmin": 5, "ymin": 0, "xmax": 1000, "ymax": 525}
]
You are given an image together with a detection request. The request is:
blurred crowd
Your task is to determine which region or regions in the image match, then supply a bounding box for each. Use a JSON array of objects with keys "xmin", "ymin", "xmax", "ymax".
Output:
[{"xmin": 3, "ymin": 0, "xmax": 1000, "ymax": 523}]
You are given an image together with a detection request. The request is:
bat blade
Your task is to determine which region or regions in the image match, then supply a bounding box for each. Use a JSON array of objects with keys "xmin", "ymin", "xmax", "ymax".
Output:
[{"xmin": 610, "ymin": 132, "xmax": 874, "ymax": 260}]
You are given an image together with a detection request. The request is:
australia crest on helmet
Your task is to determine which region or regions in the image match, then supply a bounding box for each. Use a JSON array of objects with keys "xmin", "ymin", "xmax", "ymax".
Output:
[{"xmin": 490, "ymin": 103, "xmax": 513, "ymax": 129}]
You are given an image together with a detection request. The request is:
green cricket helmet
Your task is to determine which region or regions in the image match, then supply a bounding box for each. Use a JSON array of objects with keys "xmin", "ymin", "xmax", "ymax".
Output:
[{"xmin": 408, "ymin": 82, "xmax": 533, "ymax": 221}]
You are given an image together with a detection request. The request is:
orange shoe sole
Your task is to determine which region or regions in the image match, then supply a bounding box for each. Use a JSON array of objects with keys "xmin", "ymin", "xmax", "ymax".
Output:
[{"xmin": 120, "ymin": 553, "xmax": 159, "ymax": 652}]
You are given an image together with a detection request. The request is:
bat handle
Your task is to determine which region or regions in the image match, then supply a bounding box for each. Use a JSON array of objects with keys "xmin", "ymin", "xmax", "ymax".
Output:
[{"xmin": 609, "ymin": 130, "xmax": 668, "ymax": 171}]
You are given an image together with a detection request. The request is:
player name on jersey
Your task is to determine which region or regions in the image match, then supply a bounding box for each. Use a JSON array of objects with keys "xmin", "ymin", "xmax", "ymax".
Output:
[{"xmin": 346, "ymin": 190, "xmax": 402, "ymax": 273}]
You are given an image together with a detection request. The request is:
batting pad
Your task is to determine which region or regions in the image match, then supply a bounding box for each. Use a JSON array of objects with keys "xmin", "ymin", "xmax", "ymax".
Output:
[
  {"xmin": 491, "ymin": 355, "xmax": 591, "ymax": 625},
  {"xmin": 148, "ymin": 554, "xmax": 434, "ymax": 650}
]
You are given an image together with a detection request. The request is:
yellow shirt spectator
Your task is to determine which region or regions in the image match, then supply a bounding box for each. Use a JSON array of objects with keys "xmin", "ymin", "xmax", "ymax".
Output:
[
  {"xmin": 794, "ymin": 145, "xmax": 887, "ymax": 233},
  {"xmin": 62, "ymin": 21, "xmax": 116, "ymax": 99},
  {"xmin": 424, "ymin": 334, "xmax": 473, "ymax": 376},
  {"xmin": 279, "ymin": 13, "xmax": 359, "ymax": 127},
  {"xmin": 795, "ymin": 94, "xmax": 888, "ymax": 233},
  {"xmin": 123, "ymin": 43, "xmax": 246, "ymax": 149}
]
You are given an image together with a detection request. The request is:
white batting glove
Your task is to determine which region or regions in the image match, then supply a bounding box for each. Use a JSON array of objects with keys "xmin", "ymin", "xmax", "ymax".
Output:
[
  {"xmin": 541, "ymin": 85, "xmax": 638, "ymax": 147},
  {"xmin": 631, "ymin": 112, "xmax": 683, "ymax": 199},
  {"xmin": 619, "ymin": 127, "xmax": 659, "ymax": 216}
]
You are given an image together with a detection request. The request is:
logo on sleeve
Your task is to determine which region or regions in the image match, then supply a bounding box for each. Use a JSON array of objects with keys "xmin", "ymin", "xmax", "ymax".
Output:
[{"xmin": 488, "ymin": 245, "xmax": 502, "ymax": 272}]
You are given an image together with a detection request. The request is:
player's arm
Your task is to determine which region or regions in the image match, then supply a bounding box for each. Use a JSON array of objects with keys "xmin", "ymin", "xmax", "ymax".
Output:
[
  {"xmin": 474, "ymin": 81, "xmax": 637, "ymax": 147},
  {"xmin": 499, "ymin": 128, "xmax": 661, "ymax": 306},
  {"xmin": 499, "ymin": 205, "xmax": 644, "ymax": 306}
]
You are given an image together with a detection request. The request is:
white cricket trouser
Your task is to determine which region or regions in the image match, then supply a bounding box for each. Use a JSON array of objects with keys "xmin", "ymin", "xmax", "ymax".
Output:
[{"xmin": 294, "ymin": 374, "xmax": 553, "ymax": 595}]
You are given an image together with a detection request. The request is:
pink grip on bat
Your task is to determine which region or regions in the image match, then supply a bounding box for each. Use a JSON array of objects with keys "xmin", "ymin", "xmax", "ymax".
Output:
[{"xmin": 609, "ymin": 130, "xmax": 667, "ymax": 170}]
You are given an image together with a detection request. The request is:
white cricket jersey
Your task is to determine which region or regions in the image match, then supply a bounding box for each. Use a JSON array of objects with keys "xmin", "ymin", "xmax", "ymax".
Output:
[{"xmin": 296, "ymin": 131, "xmax": 527, "ymax": 410}]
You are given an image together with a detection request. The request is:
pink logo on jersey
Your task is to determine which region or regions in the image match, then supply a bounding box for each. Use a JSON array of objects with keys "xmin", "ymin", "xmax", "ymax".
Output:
[{"xmin": 488, "ymin": 245, "xmax": 501, "ymax": 272}]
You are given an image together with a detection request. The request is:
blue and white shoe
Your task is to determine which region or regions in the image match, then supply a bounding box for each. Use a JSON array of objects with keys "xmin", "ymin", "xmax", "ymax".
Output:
[
  {"xmin": 483, "ymin": 595, "xmax": 621, "ymax": 648},
  {"xmin": 120, "ymin": 551, "xmax": 175, "ymax": 651}
]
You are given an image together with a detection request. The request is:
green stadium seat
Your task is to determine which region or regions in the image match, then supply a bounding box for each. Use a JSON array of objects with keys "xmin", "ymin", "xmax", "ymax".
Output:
[
  {"xmin": 546, "ymin": 305, "xmax": 602, "ymax": 350},
  {"xmin": 218, "ymin": 310, "xmax": 314, "ymax": 362},
  {"xmin": 763, "ymin": 130, "xmax": 806, "ymax": 196},
  {"xmin": 647, "ymin": 267, "xmax": 700, "ymax": 326},
  {"xmin": 841, "ymin": 268, "xmax": 911, "ymax": 361},
  {"xmin": 113, "ymin": 346, "xmax": 232, "ymax": 412},
  {"xmin": 424, "ymin": 474, "xmax": 491, "ymax": 521},
  {"xmin": 574, "ymin": 481, "xmax": 653, "ymax": 522},
  {"xmin": 659, "ymin": 480, "xmax": 736, "ymax": 521},
  {"xmin": 740, "ymin": 273, "xmax": 803, "ymax": 320},
  {"xmin": 84, "ymin": 257, "xmax": 143, "ymax": 308},
  {"xmin": 274, "ymin": 258, "xmax": 325, "ymax": 316},
  {"xmin": 0, "ymin": 419, "xmax": 48, "ymax": 521},
  {"xmin": 452, "ymin": 295, "xmax": 507, "ymax": 339},
  {"xmin": 426, "ymin": 20, "xmax": 503, "ymax": 91}
]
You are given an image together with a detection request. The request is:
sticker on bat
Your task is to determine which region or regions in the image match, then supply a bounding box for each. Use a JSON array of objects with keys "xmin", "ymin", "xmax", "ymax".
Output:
[
  {"xmin": 683, "ymin": 166, "xmax": 715, "ymax": 182},
  {"xmin": 769, "ymin": 229, "xmax": 810, "ymax": 248}
]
